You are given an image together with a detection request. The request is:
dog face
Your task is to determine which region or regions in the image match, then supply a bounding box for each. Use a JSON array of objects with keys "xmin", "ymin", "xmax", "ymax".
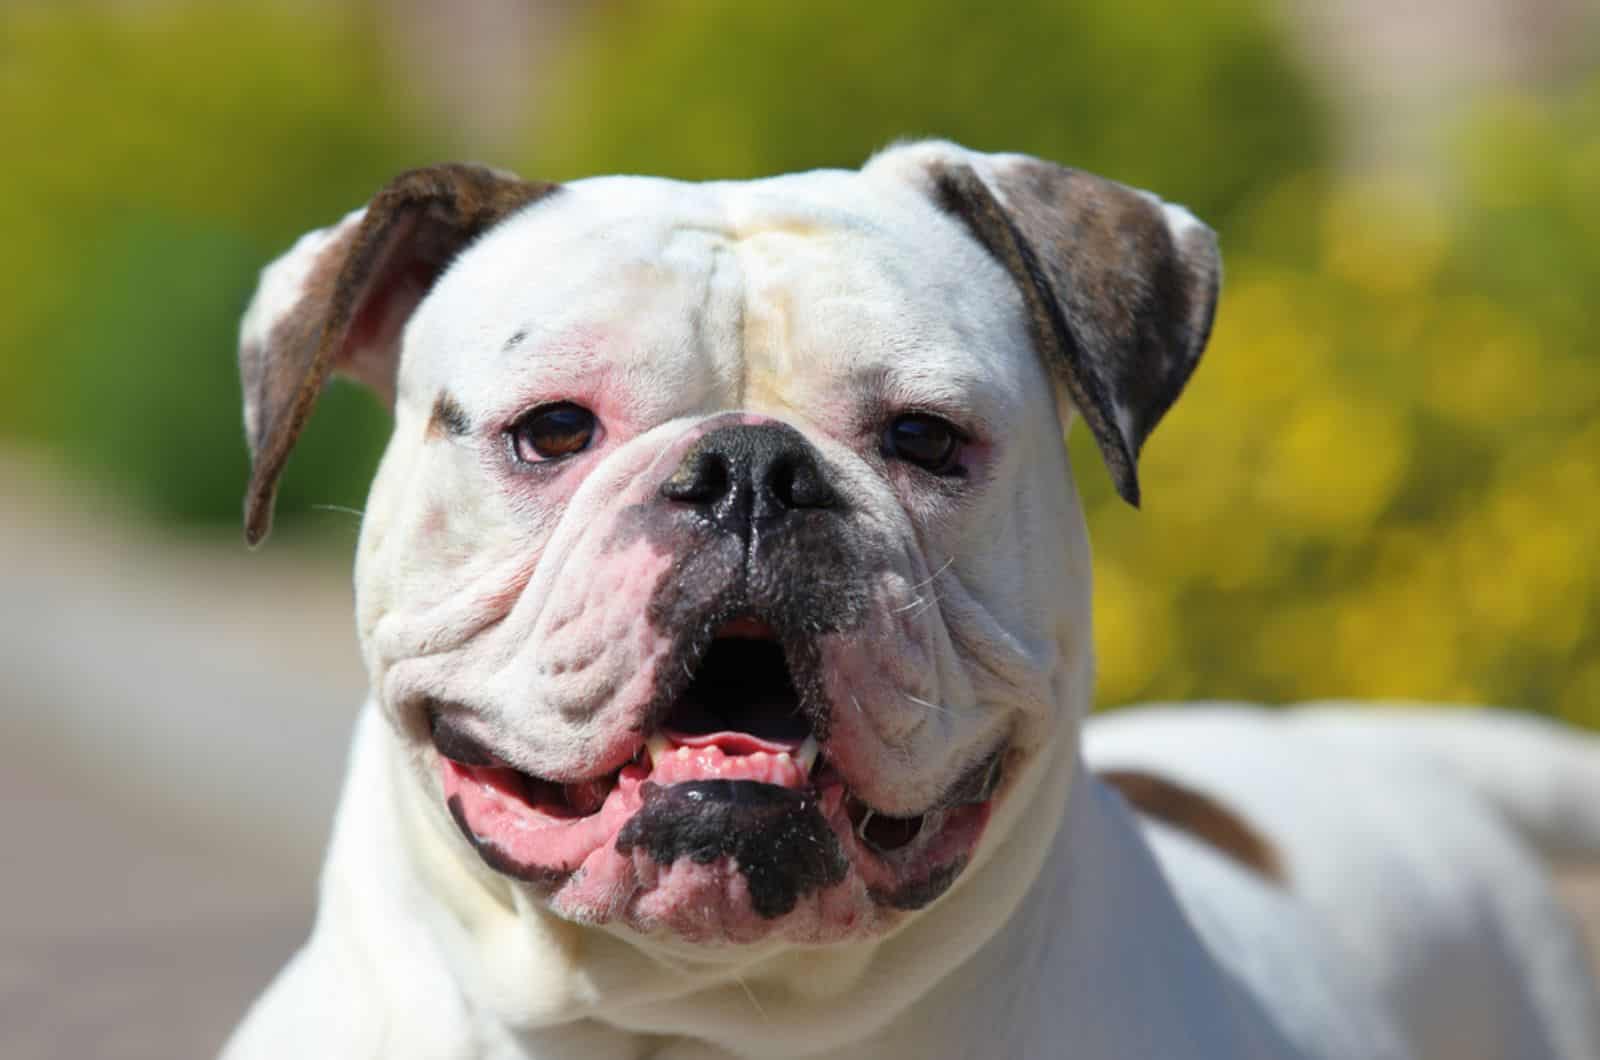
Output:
[{"xmin": 238, "ymin": 142, "xmax": 1218, "ymax": 945}]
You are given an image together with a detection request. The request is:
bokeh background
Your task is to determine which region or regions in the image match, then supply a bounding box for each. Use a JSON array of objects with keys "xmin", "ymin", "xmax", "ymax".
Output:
[{"xmin": 2, "ymin": 0, "xmax": 1597, "ymax": 1055}]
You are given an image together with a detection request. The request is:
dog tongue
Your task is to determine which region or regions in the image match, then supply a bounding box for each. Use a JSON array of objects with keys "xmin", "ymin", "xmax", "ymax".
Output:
[{"xmin": 565, "ymin": 779, "xmax": 612, "ymax": 815}]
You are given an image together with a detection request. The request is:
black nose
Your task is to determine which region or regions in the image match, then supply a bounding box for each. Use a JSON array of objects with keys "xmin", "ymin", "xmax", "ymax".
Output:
[{"xmin": 660, "ymin": 424, "xmax": 837, "ymax": 534}]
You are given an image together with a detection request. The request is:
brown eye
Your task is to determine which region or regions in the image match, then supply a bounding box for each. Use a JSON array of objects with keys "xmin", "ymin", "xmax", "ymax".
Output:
[
  {"xmin": 884, "ymin": 413, "xmax": 964, "ymax": 475},
  {"xmin": 509, "ymin": 403, "xmax": 598, "ymax": 463}
]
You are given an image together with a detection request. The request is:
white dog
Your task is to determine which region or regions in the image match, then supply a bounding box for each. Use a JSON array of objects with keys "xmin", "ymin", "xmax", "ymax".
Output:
[{"xmin": 223, "ymin": 141, "xmax": 1600, "ymax": 1059}]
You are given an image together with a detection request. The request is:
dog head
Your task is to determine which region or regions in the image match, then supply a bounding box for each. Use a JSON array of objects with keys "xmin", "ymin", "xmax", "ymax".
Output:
[{"xmin": 238, "ymin": 141, "xmax": 1218, "ymax": 945}]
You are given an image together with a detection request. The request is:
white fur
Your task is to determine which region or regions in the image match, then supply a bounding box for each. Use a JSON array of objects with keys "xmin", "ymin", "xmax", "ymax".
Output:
[{"xmin": 222, "ymin": 143, "xmax": 1600, "ymax": 1059}]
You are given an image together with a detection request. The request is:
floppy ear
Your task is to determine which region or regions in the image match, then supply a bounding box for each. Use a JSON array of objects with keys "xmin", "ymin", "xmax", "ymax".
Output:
[
  {"xmin": 237, "ymin": 164, "xmax": 559, "ymax": 546},
  {"xmin": 878, "ymin": 143, "xmax": 1220, "ymax": 507}
]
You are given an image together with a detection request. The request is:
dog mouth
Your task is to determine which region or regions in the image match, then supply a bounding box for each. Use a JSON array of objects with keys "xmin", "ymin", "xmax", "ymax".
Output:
[{"xmin": 431, "ymin": 619, "xmax": 999, "ymax": 926}]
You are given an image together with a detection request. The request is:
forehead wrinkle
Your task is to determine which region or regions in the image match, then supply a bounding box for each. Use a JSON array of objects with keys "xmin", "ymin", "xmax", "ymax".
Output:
[
  {"xmin": 531, "ymin": 226, "xmax": 743, "ymax": 426},
  {"xmin": 409, "ymin": 170, "xmax": 1018, "ymax": 426}
]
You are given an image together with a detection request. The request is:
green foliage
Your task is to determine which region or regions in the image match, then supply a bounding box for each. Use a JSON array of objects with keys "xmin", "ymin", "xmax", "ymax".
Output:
[
  {"xmin": 47, "ymin": 212, "xmax": 387, "ymax": 524},
  {"xmin": 0, "ymin": 4, "xmax": 432, "ymax": 522},
  {"xmin": 530, "ymin": 0, "xmax": 1328, "ymax": 230},
  {"xmin": 1082, "ymin": 81, "xmax": 1600, "ymax": 728}
]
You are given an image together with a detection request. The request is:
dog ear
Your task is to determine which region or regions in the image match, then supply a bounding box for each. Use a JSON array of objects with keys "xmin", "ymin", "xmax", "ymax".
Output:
[
  {"xmin": 237, "ymin": 165, "xmax": 559, "ymax": 546},
  {"xmin": 879, "ymin": 143, "xmax": 1220, "ymax": 507}
]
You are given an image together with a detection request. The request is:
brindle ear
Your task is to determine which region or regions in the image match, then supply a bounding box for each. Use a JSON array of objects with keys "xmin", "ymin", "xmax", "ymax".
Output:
[
  {"xmin": 892, "ymin": 145, "xmax": 1220, "ymax": 507},
  {"xmin": 237, "ymin": 165, "xmax": 559, "ymax": 546}
]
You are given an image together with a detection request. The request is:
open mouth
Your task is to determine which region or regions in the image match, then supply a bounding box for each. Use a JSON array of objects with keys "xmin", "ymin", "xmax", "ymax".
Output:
[{"xmin": 433, "ymin": 619, "xmax": 995, "ymax": 925}]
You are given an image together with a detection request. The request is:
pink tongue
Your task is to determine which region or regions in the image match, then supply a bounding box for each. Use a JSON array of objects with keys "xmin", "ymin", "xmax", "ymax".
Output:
[
  {"xmin": 565, "ymin": 779, "xmax": 611, "ymax": 815},
  {"xmin": 663, "ymin": 729, "xmax": 803, "ymax": 755}
]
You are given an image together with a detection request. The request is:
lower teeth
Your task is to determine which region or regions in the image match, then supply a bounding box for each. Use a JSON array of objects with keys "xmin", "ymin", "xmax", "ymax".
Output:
[{"xmin": 848, "ymin": 796, "xmax": 925, "ymax": 852}]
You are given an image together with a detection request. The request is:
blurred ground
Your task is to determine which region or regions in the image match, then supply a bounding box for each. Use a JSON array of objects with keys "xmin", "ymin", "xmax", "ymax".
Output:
[
  {"xmin": 2, "ymin": 451, "xmax": 1596, "ymax": 1058},
  {"xmin": 0, "ymin": 454, "xmax": 364, "ymax": 1058},
  {"xmin": 1559, "ymin": 867, "xmax": 1600, "ymax": 980}
]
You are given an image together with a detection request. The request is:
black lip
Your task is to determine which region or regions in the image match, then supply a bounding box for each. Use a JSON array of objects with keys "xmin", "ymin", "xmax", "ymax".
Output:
[
  {"xmin": 428, "ymin": 709, "xmax": 503, "ymax": 767},
  {"xmin": 869, "ymin": 858, "xmax": 969, "ymax": 912},
  {"xmin": 615, "ymin": 780, "xmax": 849, "ymax": 919},
  {"xmin": 942, "ymin": 746, "xmax": 1006, "ymax": 808},
  {"xmin": 446, "ymin": 794, "xmax": 571, "ymax": 889}
]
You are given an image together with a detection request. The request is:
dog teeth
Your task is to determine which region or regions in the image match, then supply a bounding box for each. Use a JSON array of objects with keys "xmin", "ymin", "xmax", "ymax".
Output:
[
  {"xmin": 855, "ymin": 808, "xmax": 876, "ymax": 842},
  {"xmin": 795, "ymin": 735, "xmax": 820, "ymax": 775},
  {"xmin": 645, "ymin": 734, "xmax": 672, "ymax": 766}
]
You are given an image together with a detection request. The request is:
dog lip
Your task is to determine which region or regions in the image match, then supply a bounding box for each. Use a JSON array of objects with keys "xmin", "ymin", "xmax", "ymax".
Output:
[{"xmin": 428, "ymin": 709, "xmax": 506, "ymax": 768}]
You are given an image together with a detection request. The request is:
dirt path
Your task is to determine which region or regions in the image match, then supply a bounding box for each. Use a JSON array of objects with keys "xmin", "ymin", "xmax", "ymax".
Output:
[{"xmin": 1, "ymin": 459, "xmax": 364, "ymax": 1058}]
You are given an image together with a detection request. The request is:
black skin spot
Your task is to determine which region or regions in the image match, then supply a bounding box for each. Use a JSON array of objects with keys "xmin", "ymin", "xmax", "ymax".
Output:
[
  {"xmin": 446, "ymin": 795, "xmax": 571, "ymax": 890},
  {"xmin": 503, "ymin": 329, "xmax": 528, "ymax": 353},
  {"xmin": 430, "ymin": 392, "xmax": 472, "ymax": 438},
  {"xmin": 428, "ymin": 708, "xmax": 500, "ymax": 766},
  {"xmin": 940, "ymin": 747, "xmax": 1005, "ymax": 808},
  {"xmin": 615, "ymin": 781, "xmax": 849, "ymax": 919},
  {"xmin": 868, "ymin": 859, "xmax": 966, "ymax": 911}
]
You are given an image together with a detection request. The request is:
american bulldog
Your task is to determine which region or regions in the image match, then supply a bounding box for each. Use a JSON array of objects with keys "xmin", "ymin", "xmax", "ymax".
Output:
[{"xmin": 222, "ymin": 141, "xmax": 1600, "ymax": 1059}]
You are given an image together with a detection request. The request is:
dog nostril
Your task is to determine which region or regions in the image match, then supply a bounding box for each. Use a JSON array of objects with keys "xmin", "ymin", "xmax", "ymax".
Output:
[
  {"xmin": 769, "ymin": 454, "xmax": 835, "ymax": 511},
  {"xmin": 661, "ymin": 424, "xmax": 839, "ymax": 528},
  {"xmin": 661, "ymin": 451, "xmax": 731, "ymax": 505}
]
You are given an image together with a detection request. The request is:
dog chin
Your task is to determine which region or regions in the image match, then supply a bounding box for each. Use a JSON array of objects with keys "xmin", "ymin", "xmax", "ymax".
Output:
[{"xmin": 427, "ymin": 625, "xmax": 1003, "ymax": 944}]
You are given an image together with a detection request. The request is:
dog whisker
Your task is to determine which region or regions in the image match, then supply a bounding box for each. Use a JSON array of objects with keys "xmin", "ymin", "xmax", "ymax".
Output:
[
  {"xmin": 903, "ymin": 556, "xmax": 955, "ymax": 595},
  {"xmin": 893, "ymin": 559, "xmax": 953, "ymax": 616},
  {"xmin": 310, "ymin": 503, "xmax": 366, "ymax": 519},
  {"xmin": 903, "ymin": 693, "xmax": 953, "ymax": 716},
  {"xmin": 733, "ymin": 973, "xmax": 770, "ymax": 1023},
  {"xmin": 892, "ymin": 594, "xmax": 930, "ymax": 615}
]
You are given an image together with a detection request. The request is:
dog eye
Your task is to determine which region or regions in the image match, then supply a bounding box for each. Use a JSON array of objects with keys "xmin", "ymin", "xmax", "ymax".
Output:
[
  {"xmin": 884, "ymin": 413, "xmax": 965, "ymax": 475},
  {"xmin": 508, "ymin": 403, "xmax": 598, "ymax": 463}
]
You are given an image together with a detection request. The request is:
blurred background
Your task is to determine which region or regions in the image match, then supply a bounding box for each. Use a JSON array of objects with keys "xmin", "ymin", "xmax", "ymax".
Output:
[{"xmin": 2, "ymin": 0, "xmax": 1597, "ymax": 1055}]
